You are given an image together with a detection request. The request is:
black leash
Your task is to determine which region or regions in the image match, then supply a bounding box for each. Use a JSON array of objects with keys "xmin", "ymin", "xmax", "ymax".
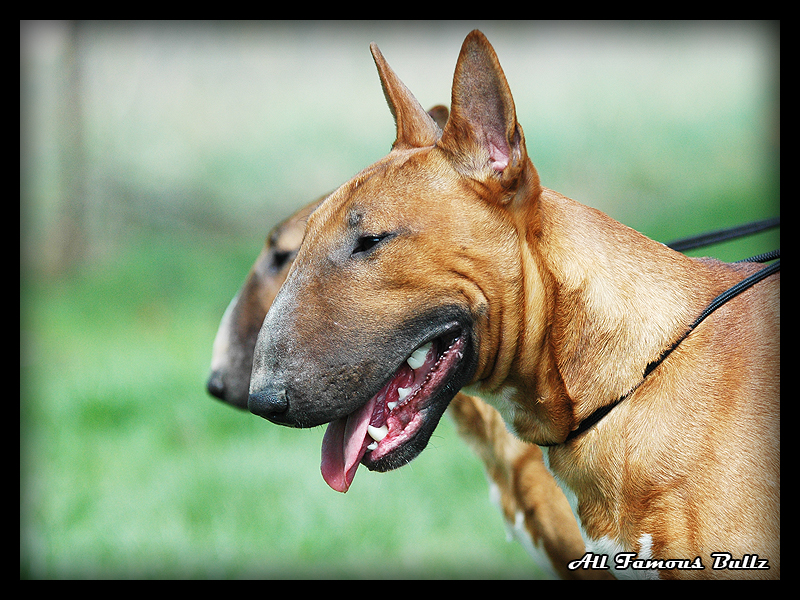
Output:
[
  {"xmin": 548, "ymin": 249, "xmax": 780, "ymax": 446},
  {"xmin": 737, "ymin": 249, "xmax": 780, "ymax": 264},
  {"xmin": 666, "ymin": 217, "xmax": 780, "ymax": 252}
]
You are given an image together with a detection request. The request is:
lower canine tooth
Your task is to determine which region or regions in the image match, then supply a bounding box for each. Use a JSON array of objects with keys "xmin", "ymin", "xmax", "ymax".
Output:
[
  {"xmin": 387, "ymin": 401, "xmax": 398, "ymax": 410},
  {"xmin": 367, "ymin": 424, "xmax": 388, "ymax": 442},
  {"xmin": 406, "ymin": 342, "xmax": 432, "ymax": 369}
]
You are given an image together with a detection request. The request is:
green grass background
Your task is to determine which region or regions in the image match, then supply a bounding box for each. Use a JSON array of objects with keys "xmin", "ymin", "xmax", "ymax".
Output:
[{"xmin": 21, "ymin": 21, "xmax": 779, "ymax": 579}]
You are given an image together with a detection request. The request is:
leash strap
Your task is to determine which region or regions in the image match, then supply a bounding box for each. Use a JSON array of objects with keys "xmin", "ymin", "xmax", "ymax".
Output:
[
  {"xmin": 552, "ymin": 253, "xmax": 780, "ymax": 446},
  {"xmin": 666, "ymin": 217, "xmax": 780, "ymax": 252},
  {"xmin": 737, "ymin": 249, "xmax": 780, "ymax": 264}
]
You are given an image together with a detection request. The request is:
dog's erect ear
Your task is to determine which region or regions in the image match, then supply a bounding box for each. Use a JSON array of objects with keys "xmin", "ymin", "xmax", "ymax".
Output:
[
  {"xmin": 439, "ymin": 30, "xmax": 530, "ymax": 199},
  {"xmin": 370, "ymin": 43, "xmax": 442, "ymax": 150},
  {"xmin": 427, "ymin": 105, "xmax": 449, "ymax": 130}
]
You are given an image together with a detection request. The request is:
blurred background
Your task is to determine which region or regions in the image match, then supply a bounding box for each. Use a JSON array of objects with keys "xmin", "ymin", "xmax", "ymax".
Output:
[{"xmin": 20, "ymin": 20, "xmax": 779, "ymax": 578}]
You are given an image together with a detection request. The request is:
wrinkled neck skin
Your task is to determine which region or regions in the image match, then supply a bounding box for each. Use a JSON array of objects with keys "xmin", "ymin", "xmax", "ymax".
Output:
[{"xmin": 467, "ymin": 183, "xmax": 714, "ymax": 448}]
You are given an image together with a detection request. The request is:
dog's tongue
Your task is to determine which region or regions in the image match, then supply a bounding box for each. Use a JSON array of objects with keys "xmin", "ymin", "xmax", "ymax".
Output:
[
  {"xmin": 319, "ymin": 350, "xmax": 429, "ymax": 493},
  {"xmin": 321, "ymin": 394, "xmax": 377, "ymax": 493}
]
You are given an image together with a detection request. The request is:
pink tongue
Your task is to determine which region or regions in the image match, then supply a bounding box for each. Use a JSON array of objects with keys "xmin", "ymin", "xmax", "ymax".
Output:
[
  {"xmin": 320, "ymin": 395, "xmax": 376, "ymax": 493},
  {"xmin": 319, "ymin": 355, "xmax": 424, "ymax": 493}
]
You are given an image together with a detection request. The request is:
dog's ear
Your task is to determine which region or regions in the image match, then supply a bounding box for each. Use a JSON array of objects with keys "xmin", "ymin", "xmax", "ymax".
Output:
[
  {"xmin": 427, "ymin": 105, "xmax": 449, "ymax": 130},
  {"xmin": 439, "ymin": 30, "xmax": 532, "ymax": 201},
  {"xmin": 371, "ymin": 43, "xmax": 442, "ymax": 150}
]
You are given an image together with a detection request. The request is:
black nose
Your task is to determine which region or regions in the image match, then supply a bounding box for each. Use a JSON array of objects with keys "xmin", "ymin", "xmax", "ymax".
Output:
[
  {"xmin": 206, "ymin": 371, "xmax": 226, "ymax": 400},
  {"xmin": 249, "ymin": 386, "xmax": 289, "ymax": 420}
]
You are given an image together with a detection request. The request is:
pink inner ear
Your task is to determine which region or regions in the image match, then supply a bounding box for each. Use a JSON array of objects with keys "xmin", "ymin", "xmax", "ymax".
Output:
[{"xmin": 488, "ymin": 140, "xmax": 510, "ymax": 172}]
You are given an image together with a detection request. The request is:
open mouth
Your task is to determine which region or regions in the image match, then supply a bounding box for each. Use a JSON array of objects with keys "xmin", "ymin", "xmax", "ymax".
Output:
[{"xmin": 320, "ymin": 328, "xmax": 470, "ymax": 493}]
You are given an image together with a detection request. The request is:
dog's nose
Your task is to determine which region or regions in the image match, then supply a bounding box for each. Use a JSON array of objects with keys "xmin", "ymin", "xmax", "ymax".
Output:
[
  {"xmin": 206, "ymin": 371, "xmax": 226, "ymax": 400},
  {"xmin": 249, "ymin": 386, "xmax": 289, "ymax": 420}
]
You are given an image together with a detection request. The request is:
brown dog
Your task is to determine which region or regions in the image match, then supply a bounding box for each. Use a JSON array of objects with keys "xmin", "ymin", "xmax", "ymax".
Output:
[
  {"xmin": 248, "ymin": 31, "xmax": 779, "ymax": 579},
  {"xmin": 207, "ymin": 108, "xmax": 608, "ymax": 579},
  {"xmin": 207, "ymin": 207, "xmax": 609, "ymax": 580}
]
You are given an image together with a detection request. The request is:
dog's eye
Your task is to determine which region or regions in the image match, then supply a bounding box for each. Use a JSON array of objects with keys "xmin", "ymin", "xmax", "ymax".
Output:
[
  {"xmin": 270, "ymin": 249, "xmax": 295, "ymax": 273},
  {"xmin": 352, "ymin": 234, "xmax": 387, "ymax": 256}
]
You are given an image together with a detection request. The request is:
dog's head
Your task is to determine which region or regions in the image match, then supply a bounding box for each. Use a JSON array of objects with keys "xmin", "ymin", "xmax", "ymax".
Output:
[
  {"xmin": 249, "ymin": 30, "xmax": 541, "ymax": 492},
  {"xmin": 207, "ymin": 197, "xmax": 323, "ymax": 408},
  {"xmin": 206, "ymin": 106, "xmax": 450, "ymax": 410}
]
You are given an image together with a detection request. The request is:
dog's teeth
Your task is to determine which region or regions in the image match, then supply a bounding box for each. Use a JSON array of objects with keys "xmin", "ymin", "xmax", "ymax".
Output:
[
  {"xmin": 397, "ymin": 387, "xmax": 411, "ymax": 402},
  {"xmin": 367, "ymin": 424, "xmax": 388, "ymax": 442},
  {"xmin": 367, "ymin": 441, "xmax": 378, "ymax": 451},
  {"xmin": 406, "ymin": 342, "xmax": 432, "ymax": 369},
  {"xmin": 387, "ymin": 401, "xmax": 398, "ymax": 411}
]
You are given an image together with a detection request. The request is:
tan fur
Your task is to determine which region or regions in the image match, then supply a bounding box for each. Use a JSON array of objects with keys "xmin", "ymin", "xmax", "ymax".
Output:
[{"xmin": 249, "ymin": 31, "xmax": 779, "ymax": 579}]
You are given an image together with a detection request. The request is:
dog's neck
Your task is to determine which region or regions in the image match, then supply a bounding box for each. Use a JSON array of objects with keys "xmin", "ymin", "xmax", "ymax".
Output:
[{"xmin": 491, "ymin": 187, "xmax": 714, "ymax": 445}]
